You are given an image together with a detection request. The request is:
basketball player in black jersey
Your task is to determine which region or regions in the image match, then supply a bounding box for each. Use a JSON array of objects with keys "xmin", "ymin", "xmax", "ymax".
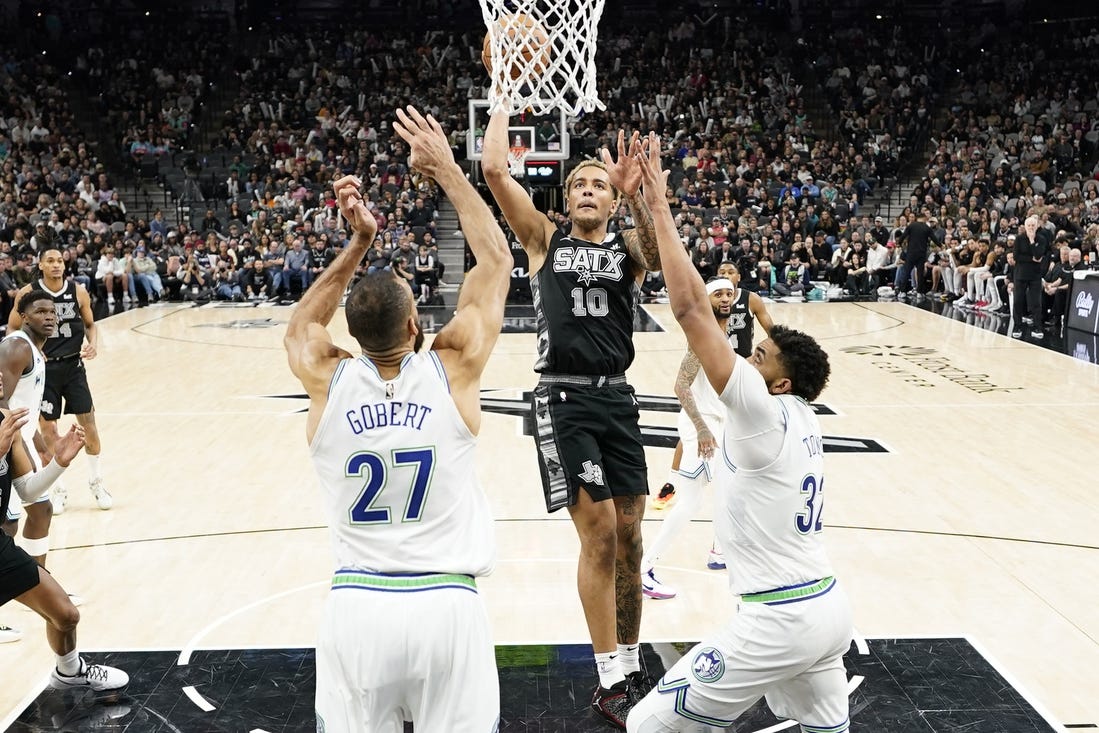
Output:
[
  {"xmin": 0, "ymin": 389, "xmax": 128, "ymax": 693},
  {"xmin": 484, "ymin": 110, "xmax": 662, "ymax": 729},
  {"xmin": 9, "ymin": 249, "xmax": 110, "ymax": 515}
]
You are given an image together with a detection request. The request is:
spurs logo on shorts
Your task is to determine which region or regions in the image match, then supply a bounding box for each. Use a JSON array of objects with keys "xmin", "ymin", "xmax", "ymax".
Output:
[
  {"xmin": 40, "ymin": 400, "xmax": 54, "ymax": 416},
  {"xmin": 692, "ymin": 647, "xmax": 725, "ymax": 683},
  {"xmin": 578, "ymin": 460, "xmax": 604, "ymax": 486}
]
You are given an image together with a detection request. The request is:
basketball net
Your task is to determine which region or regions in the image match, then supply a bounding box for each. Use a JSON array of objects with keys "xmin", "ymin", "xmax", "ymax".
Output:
[{"xmin": 479, "ymin": 0, "xmax": 607, "ymax": 116}]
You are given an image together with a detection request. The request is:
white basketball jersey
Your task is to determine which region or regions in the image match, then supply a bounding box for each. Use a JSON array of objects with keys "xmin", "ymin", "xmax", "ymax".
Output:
[
  {"xmin": 309, "ymin": 351, "xmax": 495, "ymax": 577},
  {"xmin": 5, "ymin": 330, "xmax": 45, "ymax": 442},
  {"xmin": 714, "ymin": 359, "xmax": 834, "ymax": 596}
]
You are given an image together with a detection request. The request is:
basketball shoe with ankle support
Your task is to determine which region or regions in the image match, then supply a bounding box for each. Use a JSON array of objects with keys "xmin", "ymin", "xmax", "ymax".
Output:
[
  {"xmin": 627, "ymin": 670, "xmax": 656, "ymax": 698},
  {"xmin": 50, "ymin": 657, "xmax": 129, "ymax": 692},
  {"xmin": 641, "ymin": 568, "xmax": 677, "ymax": 599},
  {"xmin": 89, "ymin": 479, "xmax": 112, "ymax": 510},
  {"xmin": 590, "ymin": 678, "xmax": 635, "ymax": 730}
]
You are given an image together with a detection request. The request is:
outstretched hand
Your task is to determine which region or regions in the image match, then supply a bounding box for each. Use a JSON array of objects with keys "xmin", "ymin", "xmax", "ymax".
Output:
[
  {"xmin": 332, "ymin": 175, "xmax": 378, "ymax": 240},
  {"xmin": 393, "ymin": 106, "xmax": 456, "ymax": 181},
  {"xmin": 635, "ymin": 132, "xmax": 670, "ymax": 205},
  {"xmin": 0, "ymin": 407, "xmax": 29, "ymax": 457},
  {"xmin": 53, "ymin": 424, "xmax": 87, "ymax": 467},
  {"xmin": 600, "ymin": 130, "xmax": 643, "ymax": 197}
]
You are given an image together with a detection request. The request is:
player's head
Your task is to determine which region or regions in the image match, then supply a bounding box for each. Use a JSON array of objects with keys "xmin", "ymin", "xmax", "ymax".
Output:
[
  {"xmin": 17, "ymin": 288, "xmax": 56, "ymax": 339},
  {"xmin": 345, "ymin": 271, "xmax": 424, "ymax": 356},
  {"xmin": 748, "ymin": 325, "xmax": 830, "ymax": 402},
  {"xmin": 564, "ymin": 160, "xmax": 618, "ymax": 229},
  {"xmin": 716, "ymin": 261, "xmax": 739, "ymax": 283},
  {"xmin": 705, "ymin": 277, "xmax": 735, "ymax": 320},
  {"xmin": 39, "ymin": 248, "xmax": 65, "ymax": 279}
]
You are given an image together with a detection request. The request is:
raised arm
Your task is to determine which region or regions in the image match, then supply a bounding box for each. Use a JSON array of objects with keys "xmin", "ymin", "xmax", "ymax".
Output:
[
  {"xmin": 394, "ymin": 106, "xmax": 510, "ymax": 435},
  {"xmin": 480, "ymin": 110, "xmax": 552, "ymax": 268},
  {"xmin": 636, "ymin": 133, "xmax": 735, "ymax": 394},
  {"xmin": 602, "ymin": 130, "xmax": 661, "ymax": 273},
  {"xmin": 284, "ymin": 174, "xmax": 375, "ymax": 440}
]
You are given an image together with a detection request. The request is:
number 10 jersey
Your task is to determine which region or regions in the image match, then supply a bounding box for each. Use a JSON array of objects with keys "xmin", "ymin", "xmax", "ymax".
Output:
[{"xmin": 531, "ymin": 230, "xmax": 638, "ymax": 375}]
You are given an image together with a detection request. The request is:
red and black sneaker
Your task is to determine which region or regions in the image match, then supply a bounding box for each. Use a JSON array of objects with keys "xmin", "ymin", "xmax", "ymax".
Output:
[
  {"xmin": 591, "ymin": 678, "xmax": 634, "ymax": 729},
  {"xmin": 627, "ymin": 670, "xmax": 656, "ymax": 698},
  {"xmin": 650, "ymin": 482, "xmax": 676, "ymax": 510}
]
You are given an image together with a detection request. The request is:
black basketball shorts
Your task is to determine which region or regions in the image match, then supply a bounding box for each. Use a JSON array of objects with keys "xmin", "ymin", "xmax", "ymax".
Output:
[
  {"xmin": 531, "ymin": 375, "xmax": 648, "ymax": 513},
  {"xmin": 0, "ymin": 532, "xmax": 42, "ymax": 607},
  {"xmin": 42, "ymin": 357, "xmax": 94, "ymax": 420}
]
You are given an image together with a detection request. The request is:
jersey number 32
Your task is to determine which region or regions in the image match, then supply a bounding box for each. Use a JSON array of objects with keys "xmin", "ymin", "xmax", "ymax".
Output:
[{"xmin": 795, "ymin": 474, "xmax": 825, "ymax": 534}]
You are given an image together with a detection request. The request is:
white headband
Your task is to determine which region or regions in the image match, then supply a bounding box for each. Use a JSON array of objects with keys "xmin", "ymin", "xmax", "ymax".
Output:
[{"xmin": 706, "ymin": 278, "xmax": 736, "ymax": 294}]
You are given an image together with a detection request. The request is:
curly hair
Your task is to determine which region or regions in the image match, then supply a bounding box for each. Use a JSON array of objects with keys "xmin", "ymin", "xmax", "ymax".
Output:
[{"xmin": 769, "ymin": 324, "xmax": 830, "ymax": 402}]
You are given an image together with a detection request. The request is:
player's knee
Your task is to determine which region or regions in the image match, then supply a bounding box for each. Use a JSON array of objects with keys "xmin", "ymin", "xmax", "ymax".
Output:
[
  {"xmin": 576, "ymin": 518, "xmax": 617, "ymax": 562},
  {"xmin": 53, "ymin": 601, "xmax": 80, "ymax": 632}
]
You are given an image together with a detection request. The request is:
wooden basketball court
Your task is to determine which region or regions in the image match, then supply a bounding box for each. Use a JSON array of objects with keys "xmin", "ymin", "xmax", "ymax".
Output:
[{"xmin": 0, "ymin": 300, "xmax": 1095, "ymax": 731}]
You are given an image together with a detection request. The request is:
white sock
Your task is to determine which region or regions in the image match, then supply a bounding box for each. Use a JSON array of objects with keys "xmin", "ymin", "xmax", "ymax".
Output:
[
  {"xmin": 595, "ymin": 651, "xmax": 624, "ymax": 688},
  {"xmin": 617, "ymin": 643, "xmax": 640, "ymax": 675},
  {"xmin": 56, "ymin": 649, "xmax": 81, "ymax": 676},
  {"xmin": 665, "ymin": 471, "xmax": 678, "ymax": 489},
  {"xmin": 87, "ymin": 454, "xmax": 101, "ymax": 481}
]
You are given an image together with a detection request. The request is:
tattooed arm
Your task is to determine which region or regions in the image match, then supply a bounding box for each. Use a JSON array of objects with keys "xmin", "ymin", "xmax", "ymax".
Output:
[
  {"xmin": 622, "ymin": 190, "xmax": 662, "ymax": 273},
  {"xmin": 674, "ymin": 348, "xmax": 717, "ymax": 459}
]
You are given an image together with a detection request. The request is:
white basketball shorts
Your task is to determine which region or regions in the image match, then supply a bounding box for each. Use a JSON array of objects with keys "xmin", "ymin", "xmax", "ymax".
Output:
[
  {"xmin": 315, "ymin": 570, "xmax": 499, "ymax": 733},
  {"xmin": 627, "ymin": 578, "xmax": 853, "ymax": 732}
]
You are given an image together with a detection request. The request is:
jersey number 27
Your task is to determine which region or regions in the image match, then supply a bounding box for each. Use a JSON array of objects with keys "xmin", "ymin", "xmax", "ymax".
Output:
[{"xmin": 346, "ymin": 447, "xmax": 435, "ymax": 524}]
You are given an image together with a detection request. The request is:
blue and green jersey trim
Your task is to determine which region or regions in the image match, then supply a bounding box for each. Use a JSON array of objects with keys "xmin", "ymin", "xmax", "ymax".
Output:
[
  {"xmin": 740, "ymin": 576, "xmax": 835, "ymax": 605},
  {"xmin": 331, "ymin": 569, "xmax": 477, "ymax": 594}
]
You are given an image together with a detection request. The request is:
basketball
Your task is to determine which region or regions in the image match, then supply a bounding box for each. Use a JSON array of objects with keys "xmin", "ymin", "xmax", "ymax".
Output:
[{"xmin": 481, "ymin": 13, "xmax": 551, "ymax": 81}]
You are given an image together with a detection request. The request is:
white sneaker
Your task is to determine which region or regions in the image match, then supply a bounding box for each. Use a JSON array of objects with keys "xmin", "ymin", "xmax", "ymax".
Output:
[
  {"xmin": 50, "ymin": 657, "xmax": 129, "ymax": 692},
  {"xmin": 67, "ymin": 593, "xmax": 85, "ymax": 607},
  {"xmin": 50, "ymin": 484, "xmax": 68, "ymax": 515},
  {"xmin": 641, "ymin": 568, "xmax": 677, "ymax": 599},
  {"xmin": 89, "ymin": 479, "xmax": 112, "ymax": 510},
  {"xmin": 706, "ymin": 549, "xmax": 726, "ymax": 570},
  {"xmin": 0, "ymin": 624, "xmax": 22, "ymax": 643}
]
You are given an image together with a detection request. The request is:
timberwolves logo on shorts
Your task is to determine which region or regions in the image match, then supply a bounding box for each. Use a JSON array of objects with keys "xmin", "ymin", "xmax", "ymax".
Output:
[{"xmin": 691, "ymin": 647, "xmax": 725, "ymax": 683}]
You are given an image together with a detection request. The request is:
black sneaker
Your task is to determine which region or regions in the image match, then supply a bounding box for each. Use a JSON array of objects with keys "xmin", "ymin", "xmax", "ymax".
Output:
[
  {"xmin": 650, "ymin": 482, "xmax": 676, "ymax": 510},
  {"xmin": 591, "ymin": 679, "xmax": 634, "ymax": 729},
  {"xmin": 627, "ymin": 670, "xmax": 656, "ymax": 698}
]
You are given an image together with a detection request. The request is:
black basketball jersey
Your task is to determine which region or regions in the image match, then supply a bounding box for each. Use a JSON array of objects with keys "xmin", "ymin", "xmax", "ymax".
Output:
[
  {"xmin": 39, "ymin": 279, "xmax": 85, "ymax": 359},
  {"xmin": 725, "ymin": 288, "xmax": 755, "ymax": 358},
  {"xmin": 532, "ymin": 230, "xmax": 639, "ymax": 375}
]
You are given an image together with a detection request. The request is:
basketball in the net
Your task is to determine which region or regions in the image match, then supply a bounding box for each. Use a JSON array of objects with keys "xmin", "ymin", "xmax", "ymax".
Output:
[{"xmin": 481, "ymin": 13, "xmax": 551, "ymax": 81}]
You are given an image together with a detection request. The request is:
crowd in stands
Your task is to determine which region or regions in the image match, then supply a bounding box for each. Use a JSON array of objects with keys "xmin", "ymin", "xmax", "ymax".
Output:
[{"xmin": 1, "ymin": 5, "xmax": 1098, "ymax": 341}]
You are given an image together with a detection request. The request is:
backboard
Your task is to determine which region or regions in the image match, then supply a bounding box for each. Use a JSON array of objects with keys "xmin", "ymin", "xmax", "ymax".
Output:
[{"xmin": 467, "ymin": 98, "xmax": 570, "ymax": 161}]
